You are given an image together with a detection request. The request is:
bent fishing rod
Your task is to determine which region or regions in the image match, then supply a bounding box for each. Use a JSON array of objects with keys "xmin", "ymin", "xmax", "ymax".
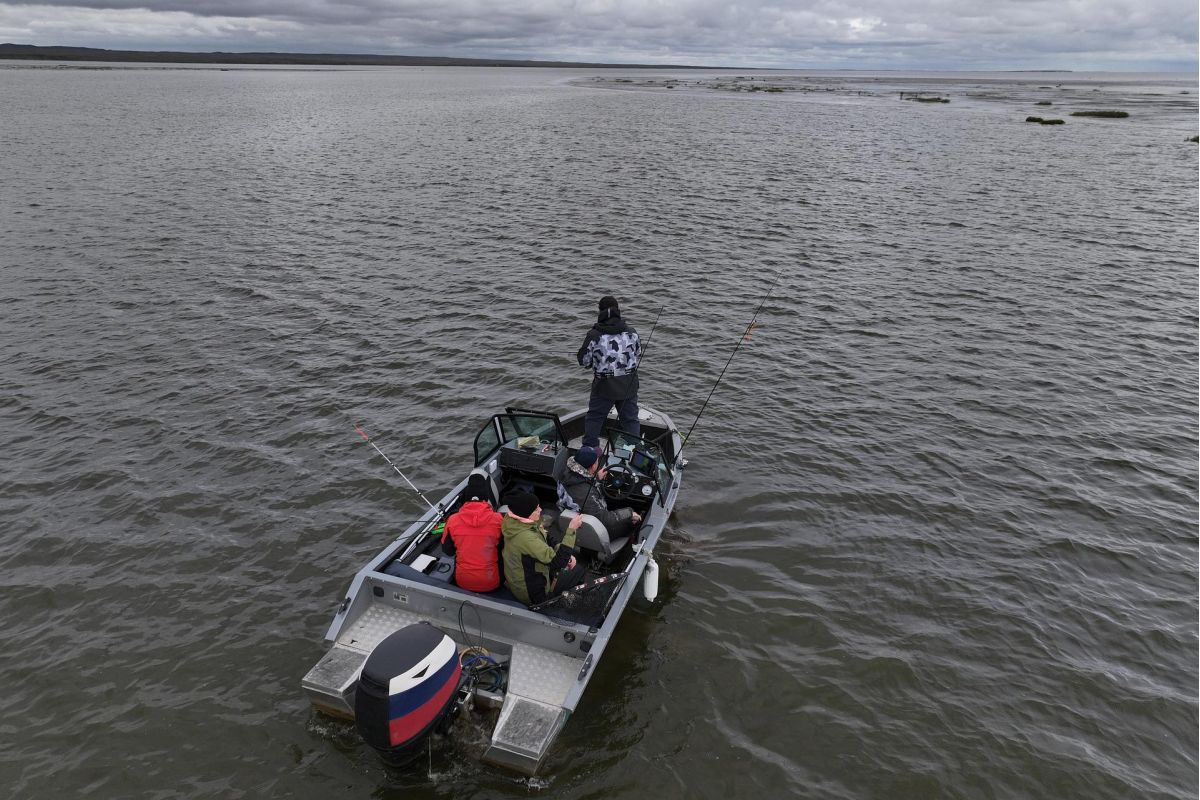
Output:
[
  {"xmin": 354, "ymin": 424, "xmax": 436, "ymax": 511},
  {"xmin": 679, "ymin": 274, "xmax": 780, "ymax": 453}
]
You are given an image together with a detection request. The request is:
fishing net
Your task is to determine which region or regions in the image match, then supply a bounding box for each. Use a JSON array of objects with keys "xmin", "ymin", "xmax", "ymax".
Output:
[{"xmin": 535, "ymin": 574, "xmax": 626, "ymax": 624}]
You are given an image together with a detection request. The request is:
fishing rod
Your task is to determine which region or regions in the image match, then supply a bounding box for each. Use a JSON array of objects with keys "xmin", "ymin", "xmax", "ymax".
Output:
[
  {"xmin": 634, "ymin": 304, "xmax": 666, "ymax": 371},
  {"xmin": 570, "ymin": 434, "xmax": 616, "ymax": 515},
  {"xmin": 679, "ymin": 274, "xmax": 780, "ymax": 450},
  {"xmin": 354, "ymin": 424, "xmax": 436, "ymax": 511},
  {"xmin": 529, "ymin": 572, "xmax": 626, "ymax": 611}
]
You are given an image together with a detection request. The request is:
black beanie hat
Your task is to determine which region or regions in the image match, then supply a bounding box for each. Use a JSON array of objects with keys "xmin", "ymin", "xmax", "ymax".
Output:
[
  {"xmin": 598, "ymin": 295, "xmax": 620, "ymax": 321},
  {"xmin": 461, "ymin": 473, "xmax": 490, "ymax": 503},
  {"xmin": 505, "ymin": 490, "xmax": 539, "ymax": 519}
]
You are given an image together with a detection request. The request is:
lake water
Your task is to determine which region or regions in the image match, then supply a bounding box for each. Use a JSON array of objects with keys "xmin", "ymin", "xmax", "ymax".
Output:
[{"xmin": 0, "ymin": 63, "xmax": 1196, "ymax": 799}]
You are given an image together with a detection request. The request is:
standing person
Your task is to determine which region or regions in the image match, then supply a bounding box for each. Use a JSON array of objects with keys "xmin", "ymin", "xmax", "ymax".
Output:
[
  {"xmin": 577, "ymin": 295, "xmax": 641, "ymax": 448},
  {"xmin": 440, "ymin": 474, "xmax": 503, "ymax": 592},
  {"xmin": 501, "ymin": 490, "xmax": 586, "ymax": 607}
]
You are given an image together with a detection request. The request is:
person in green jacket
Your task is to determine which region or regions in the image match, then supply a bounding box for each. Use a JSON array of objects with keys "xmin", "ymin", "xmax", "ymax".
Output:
[{"xmin": 501, "ymin": 490, "xmax": 586, "ymax": 607}]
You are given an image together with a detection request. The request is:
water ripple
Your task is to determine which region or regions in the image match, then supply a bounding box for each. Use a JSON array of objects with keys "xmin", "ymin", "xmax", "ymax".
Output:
[{"xmin": 0, "ymin": 66, "xmax": 1195, "ymax": 800}]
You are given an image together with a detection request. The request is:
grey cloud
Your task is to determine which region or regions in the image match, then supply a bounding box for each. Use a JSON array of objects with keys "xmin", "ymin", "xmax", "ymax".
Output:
[{"xmin": 1, "ymin": 0, "xmax": 1195, "ymax": 68}]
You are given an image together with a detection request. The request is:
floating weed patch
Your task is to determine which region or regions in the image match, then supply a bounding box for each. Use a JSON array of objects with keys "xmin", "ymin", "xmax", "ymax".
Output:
[
  {"xmin": 1035, "ymin": 100, "xmax": 1052, "ymax": 106},
  {"xmin": 1039, "ymin": 119, "xmax": 1065, "ymax": 125},
  {"xmin": 1190, "ymin": 136, "xmax": 1199, "ymax": 143},
  {"xmin": 1070, "ymin": 110, "xmax": 1129, "ymax": 118},
  {"xmin": 1025, "ymin": 116, "xmax": 1044, "ymax": 122}
]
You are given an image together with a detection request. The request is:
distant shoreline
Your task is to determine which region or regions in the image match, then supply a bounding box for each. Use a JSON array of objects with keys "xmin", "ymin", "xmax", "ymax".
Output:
[{"xmin": 0, "ymin": 43, "xmax": 720, "ymax": 69}]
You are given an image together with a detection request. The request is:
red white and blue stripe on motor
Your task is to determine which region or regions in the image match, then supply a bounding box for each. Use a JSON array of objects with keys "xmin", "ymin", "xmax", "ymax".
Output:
[{"xmin": 385, "ymin": 633, "xmax": 461, "ymax": 747}]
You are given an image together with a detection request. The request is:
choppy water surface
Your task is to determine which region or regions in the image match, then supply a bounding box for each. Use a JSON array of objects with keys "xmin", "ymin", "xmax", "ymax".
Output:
[{"xmin": 1, "ymin": 64, "xmax": 1196, "ymax": 799}]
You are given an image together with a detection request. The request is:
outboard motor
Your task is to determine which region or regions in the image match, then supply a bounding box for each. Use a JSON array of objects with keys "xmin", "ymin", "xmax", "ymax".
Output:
[{"xmin": 355, "ymin": 623, "xmax": 463, "ymax": 763}]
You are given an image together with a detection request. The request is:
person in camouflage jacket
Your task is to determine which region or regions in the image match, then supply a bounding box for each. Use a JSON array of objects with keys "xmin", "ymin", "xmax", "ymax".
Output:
[{"xmin": 577, "ymin": 295, "xmax": 641, "ymax": 448}]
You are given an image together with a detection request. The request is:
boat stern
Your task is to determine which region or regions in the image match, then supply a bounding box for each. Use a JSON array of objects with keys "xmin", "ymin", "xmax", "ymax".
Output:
[
  {"xmin": 302, "ymin": 643, "xmax": 368, "ymax": 720},
  {"xmin": 482, "ymin": 696, "xmax": 570, "ymax": 774}
]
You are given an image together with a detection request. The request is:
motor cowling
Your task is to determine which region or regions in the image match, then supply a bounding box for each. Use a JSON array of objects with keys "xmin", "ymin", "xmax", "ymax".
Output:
[{"xmin": 355, "ymin": 623, "xmax": 462, "ymax": 763}]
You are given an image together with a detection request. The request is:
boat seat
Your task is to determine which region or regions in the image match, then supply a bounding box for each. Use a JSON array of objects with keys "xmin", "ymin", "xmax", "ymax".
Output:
[
  {"xmin": 382, "ymin": 562, "xmax": 528, "ymax": 610},
  {"xmin": 552, "ymin": 447, "xmax": 580, "ymax": 512},
  {"xmin": 555, "ymin": 509, "xmax": 628, "ymax": 563},
  {"xmin": 551, "ymin": 446, "xmax": 570, "ymax": 483}
]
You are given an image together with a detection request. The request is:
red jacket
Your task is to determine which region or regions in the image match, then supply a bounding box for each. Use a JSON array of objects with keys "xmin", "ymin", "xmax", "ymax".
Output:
[{"xmin": 441, "ymin": 501, "xmax": 503, "ymax": 592}]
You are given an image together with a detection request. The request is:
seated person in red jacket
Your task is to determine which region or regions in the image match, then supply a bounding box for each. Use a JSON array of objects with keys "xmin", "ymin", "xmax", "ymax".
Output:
[{"xmin": 440, "ymin": 474, "xmax": 503, "ymax": 592}]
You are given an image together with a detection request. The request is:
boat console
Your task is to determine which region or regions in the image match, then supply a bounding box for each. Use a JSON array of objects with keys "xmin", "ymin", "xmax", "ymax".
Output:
[
  {"xmin": 497, "ymin": 439, "xmax": 560, "ymax": 476},
  {"xmin": 594, "ymin": 435, "xmax": 668, "ymax": 511}
]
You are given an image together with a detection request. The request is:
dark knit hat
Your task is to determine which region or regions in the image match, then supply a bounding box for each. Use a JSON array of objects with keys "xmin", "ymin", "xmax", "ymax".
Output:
[
  {"xmin": 505, "ymin": 490, "xmax": 539, "ymax": 519},
  {"xmin": 598, "ymin": 295, "xmax": 620, "ymax": 321},
  {"xmin": 574, "ymin": 446, "xmax": 599, "ymax": 469},
  {"xmin": 461, "ymin": 473, "xmax": 490, "ymax": 503}
]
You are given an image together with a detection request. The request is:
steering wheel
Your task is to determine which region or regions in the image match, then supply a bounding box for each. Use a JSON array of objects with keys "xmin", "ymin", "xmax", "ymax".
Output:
[{"xmin": 601, "ymin": 464, "xmax": 636, "ymax": 500}]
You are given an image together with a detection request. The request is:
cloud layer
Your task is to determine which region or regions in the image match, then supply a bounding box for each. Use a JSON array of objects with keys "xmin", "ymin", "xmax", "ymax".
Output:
[{"xmin": 1, "ymin": 0, "xmax": 1196, "ymax": 69}]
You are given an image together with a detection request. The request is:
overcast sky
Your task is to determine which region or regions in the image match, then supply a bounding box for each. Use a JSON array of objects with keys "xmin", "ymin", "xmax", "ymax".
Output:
[{"xmin": 0, "ymin": 1, "xmax": 1196, "ymax": 70}]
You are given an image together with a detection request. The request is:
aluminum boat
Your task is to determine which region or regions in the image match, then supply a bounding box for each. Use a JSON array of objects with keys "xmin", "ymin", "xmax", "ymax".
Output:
[{"xmin": 302, "ymin": 404, "xmax": 684, "ymax": 774}]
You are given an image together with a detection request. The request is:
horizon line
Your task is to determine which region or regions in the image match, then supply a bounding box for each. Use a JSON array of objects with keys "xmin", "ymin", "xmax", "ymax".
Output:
[{"xmin": 1, "ymin": 43, "xmax": 1194, "ymax": 73}]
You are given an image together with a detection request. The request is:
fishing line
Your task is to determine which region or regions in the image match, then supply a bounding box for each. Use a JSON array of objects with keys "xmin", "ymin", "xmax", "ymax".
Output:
[
  {"xmin": 680, "ymin": 274, "xmax": 780, "ymax": 450},
  {"xmin": 634, "ymin": 304, "xmax": 666, "ymax": 371}
]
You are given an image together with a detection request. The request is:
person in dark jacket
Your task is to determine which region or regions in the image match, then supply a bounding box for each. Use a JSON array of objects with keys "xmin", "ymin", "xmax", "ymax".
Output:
[
  {"xmin": 558, "ymin": 445, "xmax": 641, "ymax": 540},
  {"xmin": 577, "ymin": 295, "xmax": 641, "ymax": 448},
  {"xmin": 440, "ymin": 474, "xmax": 503, "ymax": 592},
  {"xmin": 500, "ymin": 490, "xmax": 586, "ymax": 607}
]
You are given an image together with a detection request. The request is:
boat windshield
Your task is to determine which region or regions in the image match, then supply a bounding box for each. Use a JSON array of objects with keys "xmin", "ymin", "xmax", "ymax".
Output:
[
  {"xmin": 474, "ymin": 409, "xmax": 567, "ymax": 466},
  {"xmin": 499, "ymin": 414, "xmax": 561, "ymax": 445}
]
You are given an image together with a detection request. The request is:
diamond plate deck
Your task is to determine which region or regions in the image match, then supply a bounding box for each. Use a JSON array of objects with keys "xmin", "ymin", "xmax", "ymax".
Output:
[
  {"xmin": 489, "ymin": 696, "xmax": 568, "ymax": 762},
  {"xmin": 303, "ymin": 644, "xmax": 367, "ymax": 692},
  {"xmin": 301, "ymin": 644, "xmax": 368, "ymax": 718},
  {"xmin": 337, "ymin": 603, "xmax": 426, "ymax": 653},
  {"xmin": 506, "ymin": 643, "xmax": 581, "ymax": 706}
]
